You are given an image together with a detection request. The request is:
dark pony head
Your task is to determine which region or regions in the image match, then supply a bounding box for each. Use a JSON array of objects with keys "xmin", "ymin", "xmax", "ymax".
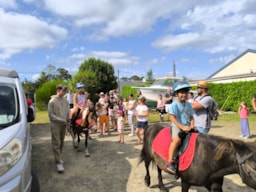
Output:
[{"xmin": 213, "ymin": 136, "xmax": 256, "ymax": 188}]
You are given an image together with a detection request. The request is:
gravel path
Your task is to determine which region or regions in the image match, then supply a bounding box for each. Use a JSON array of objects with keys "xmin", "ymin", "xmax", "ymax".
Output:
[{"xmin": 31, "ymin": 120, "xmax": 256, "ymax": 192}]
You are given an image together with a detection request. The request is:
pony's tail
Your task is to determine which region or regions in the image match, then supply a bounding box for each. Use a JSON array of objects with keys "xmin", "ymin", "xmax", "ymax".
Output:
[{"xmin": 138, "ymin": 144, "xmax": 146, "ymax": 165}]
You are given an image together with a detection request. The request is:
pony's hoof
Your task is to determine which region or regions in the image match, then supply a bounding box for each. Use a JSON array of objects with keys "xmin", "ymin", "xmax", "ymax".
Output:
[
  {"xmin": 85, "ymin": 153, "xmax": 90, "ymax": 157},
  {"xmin": 159, "ymin": 187, "xmax": 168, "ymax": 192},
  {"xmin": 144, "ymin": 176, "xmax": 150, "ymax": 187},
  {"xmin": 73, "ymin": 142, "xmax": 78, "ymax": 148}
]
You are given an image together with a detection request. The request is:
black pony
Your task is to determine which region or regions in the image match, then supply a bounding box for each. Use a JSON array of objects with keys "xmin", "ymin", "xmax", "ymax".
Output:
[
  {"xmin": 68, "ymin": 107, "xmax": 90, "ymax": 157},
  {"xmin": 139, "ymin": 123, "xmax": 256, "ymax": 192}
]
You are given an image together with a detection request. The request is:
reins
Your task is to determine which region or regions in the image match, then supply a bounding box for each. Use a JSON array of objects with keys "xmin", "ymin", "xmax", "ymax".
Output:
[{"xmin": 236, "ymin": 152, "xmax": 256, "ymax": 183}]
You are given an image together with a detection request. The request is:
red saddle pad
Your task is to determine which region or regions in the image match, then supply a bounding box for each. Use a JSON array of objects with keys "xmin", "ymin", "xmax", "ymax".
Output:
[
  {"xmin": 75, "ymin": 118, "xmax": 82, "ymax": 125},
  {"xmin": 152, "ymin": 127, "xmax": 199, "ymax": 171}
]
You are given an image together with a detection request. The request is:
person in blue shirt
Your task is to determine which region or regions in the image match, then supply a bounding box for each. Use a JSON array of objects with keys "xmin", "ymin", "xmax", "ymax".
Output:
[{"xmin": 166, "ymin": 81, "xmax": 195, "ymax": 174}]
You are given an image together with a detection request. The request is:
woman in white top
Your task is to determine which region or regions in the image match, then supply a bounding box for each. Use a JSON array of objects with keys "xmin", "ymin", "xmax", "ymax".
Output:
[{"xmin": 135, "ymin": 96, "xmax": 148, "ymax": 144}]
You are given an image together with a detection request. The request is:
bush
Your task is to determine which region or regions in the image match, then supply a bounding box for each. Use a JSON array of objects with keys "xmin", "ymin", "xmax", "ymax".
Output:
[{"xmin": 36, "ymin": 80, "xmax": 66, "ymax": 110}]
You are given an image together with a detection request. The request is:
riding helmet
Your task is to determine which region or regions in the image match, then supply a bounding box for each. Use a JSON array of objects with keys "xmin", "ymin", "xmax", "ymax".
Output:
[
  {"xmin": 172, "ymin": 81, "xmax": 191, "ymax": 94},
  {"xmin": 76, "ymin": 82, "xmax": 85, "ymax": 89}
]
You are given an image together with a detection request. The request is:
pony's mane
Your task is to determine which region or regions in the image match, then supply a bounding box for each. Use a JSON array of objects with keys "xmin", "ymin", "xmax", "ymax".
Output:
[{"xmin": 204, "ymin": 134, "xmax": 256, "ymax": 161}]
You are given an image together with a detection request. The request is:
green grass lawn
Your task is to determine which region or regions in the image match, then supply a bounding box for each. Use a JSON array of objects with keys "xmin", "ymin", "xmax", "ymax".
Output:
[{"xmin": 33, "ymin": 110, "xmax": 255, "ymax": 124}]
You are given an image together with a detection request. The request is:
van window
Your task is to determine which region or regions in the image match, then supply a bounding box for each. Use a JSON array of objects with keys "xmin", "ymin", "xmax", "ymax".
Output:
[{"xmin": 0, "ymin": 85, "xmax": 18, "ymax": 127}]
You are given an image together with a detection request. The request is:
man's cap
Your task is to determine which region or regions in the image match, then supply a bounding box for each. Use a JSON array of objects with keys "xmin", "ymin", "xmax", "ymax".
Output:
[{"xmin": 197, "ymin": 81, "xmax": 208, "ymax": 89}]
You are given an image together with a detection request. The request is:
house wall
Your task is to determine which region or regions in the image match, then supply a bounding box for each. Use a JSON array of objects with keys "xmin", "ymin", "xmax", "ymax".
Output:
[{"xmin": 212, "ymin": 52, "xmax": 256, "ymax": 78}]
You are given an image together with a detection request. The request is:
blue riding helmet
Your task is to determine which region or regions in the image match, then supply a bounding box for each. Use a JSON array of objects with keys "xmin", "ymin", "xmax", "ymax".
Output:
[
  {"xmin": 76, "ymin": 82, "xmax": 85, "ymax": 89},
  {"xmin": 172, "ymin": 81, "xmax": 191, "ymax": 94}
]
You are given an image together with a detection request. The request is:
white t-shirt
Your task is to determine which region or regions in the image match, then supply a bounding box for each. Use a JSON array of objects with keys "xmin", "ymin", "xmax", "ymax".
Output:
[
  {"xmin": 127, "ymin": 100, "xmax": 136, "ymax": 115},
  {"xmin": 136, "ymin": 105, "xmax": 148, "ymax": 122}
]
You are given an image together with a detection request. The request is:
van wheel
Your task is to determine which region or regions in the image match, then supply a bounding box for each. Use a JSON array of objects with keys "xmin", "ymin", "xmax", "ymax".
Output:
[{"xmin": 31, "ymin": 169, "xmax": 40, "ymax": 192}]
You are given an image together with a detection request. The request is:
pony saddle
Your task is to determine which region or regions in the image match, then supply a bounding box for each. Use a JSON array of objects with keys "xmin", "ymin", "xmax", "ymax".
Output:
[
  {"xmin": 152, "ymin": 126, "xmax": 199, "ymax": 171},
  {"xmin": 71, "ymin": 111, "xmax": 87, "ymax": 128}
]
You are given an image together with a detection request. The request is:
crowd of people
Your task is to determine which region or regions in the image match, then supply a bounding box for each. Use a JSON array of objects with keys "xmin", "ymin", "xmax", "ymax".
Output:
[
  {"xmin": 47, "ymin": 82, "xmax": 148, "ymax": 173},
  {"xmin": 47, "ymin": 80, "xmax": 252, "ymax": 174}
]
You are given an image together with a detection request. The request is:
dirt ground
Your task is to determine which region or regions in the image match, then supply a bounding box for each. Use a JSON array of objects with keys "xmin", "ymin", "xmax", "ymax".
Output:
[{"xmin": 31, "ymin": 119, "xmax": 256, "ymax": 192}]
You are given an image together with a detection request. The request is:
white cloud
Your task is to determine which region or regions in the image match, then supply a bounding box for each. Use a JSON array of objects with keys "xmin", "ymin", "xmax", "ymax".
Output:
[
  {"xmin": 0, "ymin": 9, "xmax": 68, "ymax": 60},
  {"xmin": 43, "ymin": 0, "xmax": 195, "ymax": 40},
  {"xmin": 91, "ymin": 51, "xmax": 127, "ymax": 58},
  {"xmin": 209, "ymin": 54, "xmax": 235, "ymax": 65},
  {"xmin": 23, "ymin": 0, "xmax": 34, "ymax": 3},
  {"xmin": 151, "ymin": 0, "xmax": 256, "ymax": 54},
  {"xmin": 145, "ymin": 57, "xmax": 166, "ymax": 66},
  {"xmin": 0, "ymin": 0, "xmax": 17, "ymax": 9},
  {"xmin": 152, "ymin": 33, "xmax": 203, "ymax": 51},
  {"xmin": 32, "ymin": 73, "xmax": 40, "ymax": 81},
  {"xmin": 70, "ymin": 53, "xmax": 86, "ymax": 60}
]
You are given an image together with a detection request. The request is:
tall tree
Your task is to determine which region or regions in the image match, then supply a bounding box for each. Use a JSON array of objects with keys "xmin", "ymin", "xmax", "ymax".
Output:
[
  {"xmin": 78, "ymin": 58, "xmax": 118, "ymax": 94},
  {"xmin": 56, "ymin": 68, "xmax": 72, "ymax": 81},
  {"xmin": 130, "ymin": 75, "xmax": 140, "ymax": 80},
  {"xmin": 34, "ymin": 64, "xmax": 72, "ymax": 88}
]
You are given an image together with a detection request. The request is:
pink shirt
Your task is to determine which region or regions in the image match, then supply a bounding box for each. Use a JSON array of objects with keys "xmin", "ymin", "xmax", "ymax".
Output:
[{"xmin": 239, "ymin": 108, "xmax": 249, "ymax": 119}]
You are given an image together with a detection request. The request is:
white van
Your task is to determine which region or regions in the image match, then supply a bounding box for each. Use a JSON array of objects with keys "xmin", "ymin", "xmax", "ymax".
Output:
[{"xmin": 0, "ymin": 68, "xmax": 39, "ymax": 191}]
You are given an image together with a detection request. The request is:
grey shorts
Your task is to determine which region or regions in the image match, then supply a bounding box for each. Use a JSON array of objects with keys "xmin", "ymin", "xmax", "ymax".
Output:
[{"xmin": 171, "ymin": 125, "xmax": 181, "ymax": 138}]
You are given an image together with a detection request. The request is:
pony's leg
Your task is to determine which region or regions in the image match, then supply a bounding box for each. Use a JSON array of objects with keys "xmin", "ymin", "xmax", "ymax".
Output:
[
  {"xmin": 209, "ymin": 177, "xmax": 223, "ymax": 192},
  {"xmin": 144, "ymin": 158, "xmax": 151, "ymax": 187},
  {"xmin": 84, "ymin": 129, "xmax": 90, "ymax": 157},
  {"xmin": 181, "ymin": 182, "xmax": 190, "ymax": 192},
  {"xmin": 77, "ymin": 132, "xmax": 81, "ymax": 151},
  {"xmin": 157, "ymin": 165, "xmax": 167, "ymax": 191},
  {"xmin": 72, "ymin": 126, "xmax": 78, "ymax": 148}
]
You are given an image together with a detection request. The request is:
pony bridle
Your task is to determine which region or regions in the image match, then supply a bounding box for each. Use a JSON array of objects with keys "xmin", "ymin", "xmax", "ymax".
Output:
[{"xmin": 236, "ymin": 153, "xmax": 256, "ymax": 183}]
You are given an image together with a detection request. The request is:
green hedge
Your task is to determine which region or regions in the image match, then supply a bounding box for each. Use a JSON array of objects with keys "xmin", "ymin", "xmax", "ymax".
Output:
[
  {"xmin": 122, "ymin": 81, "xmax": 256, "ymax": 112},
  {"xmin": 193, "ymin": 81, "xmax": 256, "ymax": 112},
  {"xmin": 206, "ymin": 81, "xmax": 256, "ymax": 112}
]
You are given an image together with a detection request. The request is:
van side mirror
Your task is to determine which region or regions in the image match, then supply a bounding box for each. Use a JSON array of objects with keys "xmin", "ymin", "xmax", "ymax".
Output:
[{"xmin": 27, "ymin": 106, "xmax": 35, "ymax": 122}]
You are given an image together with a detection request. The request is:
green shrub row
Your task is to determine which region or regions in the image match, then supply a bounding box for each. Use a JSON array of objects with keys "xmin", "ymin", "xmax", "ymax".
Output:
[
  {"xmin": 205, "ymin": 81, "xmax": 256, "ymax": 112},
  {"xmin": 122, "ymin": 81, "xmax": 256, "ymax": 112}
]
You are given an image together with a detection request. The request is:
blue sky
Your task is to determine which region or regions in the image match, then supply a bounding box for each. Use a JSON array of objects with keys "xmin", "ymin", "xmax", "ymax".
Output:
[{"xmin": 0, "ymin": 0, "xmax": 256, "ymax": 81}]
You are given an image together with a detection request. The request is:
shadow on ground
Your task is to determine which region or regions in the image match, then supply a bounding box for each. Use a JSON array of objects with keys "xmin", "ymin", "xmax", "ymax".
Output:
[
  {"xmin": 31, "ymin": 123, "xmax": 139, "ymax": 192},
  {"xmin": 31, "ymin": 123, "xmax": 256, "ymax": 192}
]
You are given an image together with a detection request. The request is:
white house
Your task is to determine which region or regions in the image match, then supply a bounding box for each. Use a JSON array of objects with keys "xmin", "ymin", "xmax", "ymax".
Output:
[{"xmin": 190, "ymin": 49, "xmax": 256, "ymax": 85}]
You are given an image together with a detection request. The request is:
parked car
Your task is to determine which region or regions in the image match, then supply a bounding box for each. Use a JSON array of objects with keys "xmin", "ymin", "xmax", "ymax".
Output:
[{"xmin": 0, "ymin": 68, "xmax": 39, "ymax": 191}]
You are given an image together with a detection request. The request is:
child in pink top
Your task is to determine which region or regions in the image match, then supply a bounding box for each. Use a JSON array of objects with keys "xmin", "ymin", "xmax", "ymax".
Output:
[
  {"xmin": 238, "ymin": 101, "xmax": 250, "ymax": 138},
  {"xmin": 156, "ymin": 94, "xmax": 165, "ymax": 123},
  {"xmin": 117, "ymin": 110, "xmax": 124, "ymax": 143}
]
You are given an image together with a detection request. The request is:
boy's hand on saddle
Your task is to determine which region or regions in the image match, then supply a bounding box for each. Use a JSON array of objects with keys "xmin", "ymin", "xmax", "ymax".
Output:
[{"xmin": 182, "ymin": 126, "xmax": 192, "ymax": 132}]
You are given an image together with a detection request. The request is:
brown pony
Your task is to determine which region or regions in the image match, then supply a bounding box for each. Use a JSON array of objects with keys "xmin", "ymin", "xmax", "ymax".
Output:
[{"xmin": 139, "ymin": 123, "xmax": 256, "ymax": 192}]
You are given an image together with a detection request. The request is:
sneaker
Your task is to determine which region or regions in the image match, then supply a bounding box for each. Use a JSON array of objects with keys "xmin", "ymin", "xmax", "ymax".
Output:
[
  {"xmin": 57, "ymin": 163, "xmax": 64, "ymax": 173},
  {"xmin": 128, "ymin": 133, "xmax": 134, "ymax": 137},
  {"xmin": 166, "ymin": 163, "xmax": 176, "ymax": 174}
]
